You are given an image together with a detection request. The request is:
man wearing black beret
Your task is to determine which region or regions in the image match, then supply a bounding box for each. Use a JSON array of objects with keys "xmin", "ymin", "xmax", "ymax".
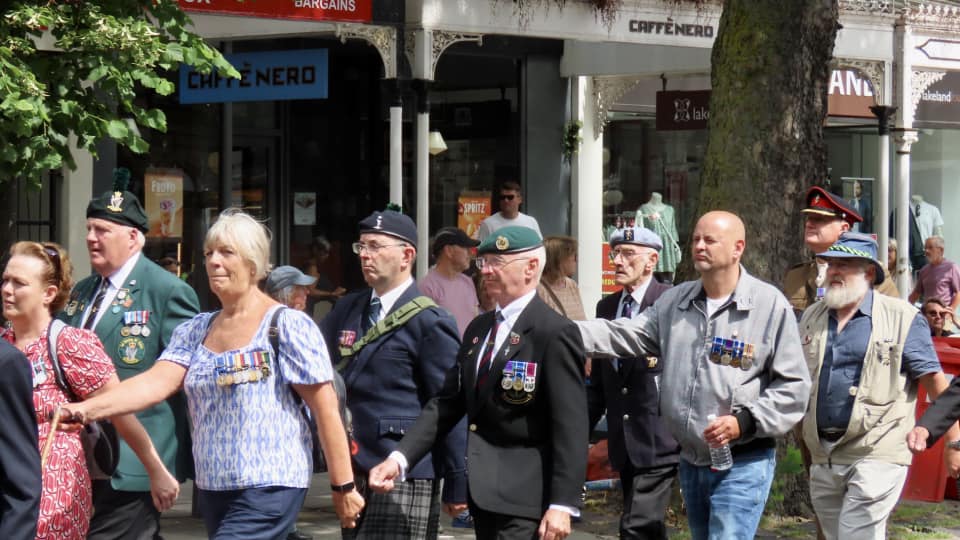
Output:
[
  {"xmin": 368, "ymin": 226, "xmax": 589, "ymax": 540},
  {"xmin": 59, "ymin": 169, "xmax": 200, "ymax": 540},
  {"xmin": 321, "ymin": 209, "xmax": 467, "ymax": 539}
]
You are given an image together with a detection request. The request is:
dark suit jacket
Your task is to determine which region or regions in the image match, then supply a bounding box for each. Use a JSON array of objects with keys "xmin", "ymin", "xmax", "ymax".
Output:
[
  {"xmin": 919, "ymin": 375, "xmax": 960, "ymax": 446},
  {"xmin": 0, "ymin": 341, "xmax": 40, "ymax": 540},
  {"xmin": 59, "ymin": 254, "xmax": 200, "ymax": 489},
  {"xmin": 398, "ymin": 295, "xmax": 588, "ymax": 520},
  {"xmin": 321, "ymin": 282, "xmax": 467, "ymax": 502},
  {"xmin": 849, "ymin": 197, "xmax": 872, "ymax": 233},
  {"xmin": 588, "ymin": 283, "xmax": 680, "ymax": 471}
]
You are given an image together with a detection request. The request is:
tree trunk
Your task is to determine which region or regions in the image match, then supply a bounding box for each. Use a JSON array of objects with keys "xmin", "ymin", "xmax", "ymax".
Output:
[
  {"xmin": 690, "ymin": 0, "xmax": 839, "ymax": 519},
  {"xmin": 694, "ymin": 0, "xmax": 839, "ymax": 283}
]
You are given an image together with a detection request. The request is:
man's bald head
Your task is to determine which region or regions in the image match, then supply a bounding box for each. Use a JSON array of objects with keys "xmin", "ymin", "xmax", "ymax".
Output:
[{"xmin": 692, "ymin": 211, "xmax": 746, "ymax": 275}]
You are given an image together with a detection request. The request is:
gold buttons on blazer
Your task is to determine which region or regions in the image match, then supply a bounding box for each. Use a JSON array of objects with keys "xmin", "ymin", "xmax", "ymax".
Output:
[{"xmin": 469, "ymin": 424, "xmax": 477, "ymax": 432}]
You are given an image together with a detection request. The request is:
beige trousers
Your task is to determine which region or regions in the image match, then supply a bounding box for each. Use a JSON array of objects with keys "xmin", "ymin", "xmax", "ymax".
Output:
[{"xmin": 810, "ymin": 459, "xmax": 908, "ymax": 540}]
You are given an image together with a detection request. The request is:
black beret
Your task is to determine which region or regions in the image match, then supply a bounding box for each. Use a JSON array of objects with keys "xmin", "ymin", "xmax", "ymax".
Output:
[
  {"xmin": 86, "ymin": 190, "xmax": 149, "ymax": 233},
  {"xmin": 359, "ymin": 210, "xmax": 418, "ymax": 247}
]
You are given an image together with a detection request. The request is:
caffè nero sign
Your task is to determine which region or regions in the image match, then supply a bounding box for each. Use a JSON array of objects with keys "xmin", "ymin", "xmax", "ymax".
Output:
[{"xmin": 628, "ymin": 19, "xmax": 715, "ymax": 38}]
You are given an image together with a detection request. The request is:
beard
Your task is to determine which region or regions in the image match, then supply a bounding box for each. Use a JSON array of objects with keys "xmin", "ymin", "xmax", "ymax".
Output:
[{"xmin": 823, "ymin": 270, "xmax": 871, "ymax": 309}]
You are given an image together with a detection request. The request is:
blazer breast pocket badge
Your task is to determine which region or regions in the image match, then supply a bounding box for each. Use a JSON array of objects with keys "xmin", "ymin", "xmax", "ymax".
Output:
[{"xmin": 500, "ymin": 360, "xmax": 536, "ymax": 405}]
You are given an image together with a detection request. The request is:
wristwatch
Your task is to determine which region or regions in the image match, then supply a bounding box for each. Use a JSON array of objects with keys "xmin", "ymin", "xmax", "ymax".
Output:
[
  {"xmin": 947, "ymin": 440, "xmax": 960, "ymax": 451},
  {"xmin": 330, "ymin": 481, "xmax": 356, "ymax": 493}
]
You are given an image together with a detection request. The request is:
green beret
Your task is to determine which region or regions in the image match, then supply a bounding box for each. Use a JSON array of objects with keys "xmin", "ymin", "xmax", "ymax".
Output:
[
  {"xmin": 87, "ymin": 190, "xmax": 149, "ymax": 233},
  {"xmin": 477, "ymin": 226, "xmax": 543, "ymax": 255},
  {"xmin": 86, "ymin": 168, "xmax": 149, "ymax": 232}
]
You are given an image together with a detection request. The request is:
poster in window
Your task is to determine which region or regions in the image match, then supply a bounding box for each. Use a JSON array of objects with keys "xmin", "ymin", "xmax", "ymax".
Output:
[
  {"xmin": 458, "ymin": 191, "xmax": 492, "ymax": 240},
  {"xmin": 294, "ymin": 192, "xmax": 317, "ymax": 226},
  {"xmin": 144, "ymin": 169, "xmax": 183, "ymax": 239}
]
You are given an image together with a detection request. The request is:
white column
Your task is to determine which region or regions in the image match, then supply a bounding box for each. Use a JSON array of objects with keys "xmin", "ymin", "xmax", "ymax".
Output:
[
  {"xmin": 572, "ymin": 76, "xmax": 604, "ymax": 315},
  {"xmin": 60, "ymin": 135, "xmax": 93, "ymax": 278},
  {"xmin": 876, "ymin": 131, "xmax": 890, "ymax": 258},
  {"xmin": 894, "ymin": 23, "xmax": 914, "ymax": 298},
  {"xmin": 416, "ymin": 111, "xmax": 429, "ymax": 279},
  {"xmin": 390, "ymin": 101, "xmax": 403, "ymax": 206}
]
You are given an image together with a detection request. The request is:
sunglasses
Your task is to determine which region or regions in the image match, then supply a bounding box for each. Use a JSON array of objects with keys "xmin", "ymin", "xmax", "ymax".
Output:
[
  {"xmin": 42, "ymin": 244, "xmax": 61, "ymax": 282},
  {"xmin": 498, "ymin": 194, "xmax": 516, "ymax": 201},
  {"xmin": 924, "ymin": 310, "xmax": 948, "ymax": 318}
]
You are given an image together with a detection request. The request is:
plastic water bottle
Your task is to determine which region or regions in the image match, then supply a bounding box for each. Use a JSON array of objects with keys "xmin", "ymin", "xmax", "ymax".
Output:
[{"xmin": 707, "ymin": 414, "xmax": 733, "ymax": 471}]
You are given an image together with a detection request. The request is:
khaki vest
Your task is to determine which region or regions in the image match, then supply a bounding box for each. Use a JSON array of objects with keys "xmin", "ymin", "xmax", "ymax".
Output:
[{"xmin": 799, "ymin": 293, "xmax": 918, "ymax": 465}]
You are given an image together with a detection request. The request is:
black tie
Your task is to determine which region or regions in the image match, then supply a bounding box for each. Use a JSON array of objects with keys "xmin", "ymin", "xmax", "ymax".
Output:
[
  {"xmin": 620, "ymin": 294, "xmax": 635, "ymax": 319},
  {"xmin": 476, "ymin": 311, "xmax": 504, "ymax": 389},
  {"xmin": 83, "ymin": 278, "xmax": 110, "ymax": 330},
  {"xmin": 363, "ymin": 297, "xmax": 381, "ymax": 333}
]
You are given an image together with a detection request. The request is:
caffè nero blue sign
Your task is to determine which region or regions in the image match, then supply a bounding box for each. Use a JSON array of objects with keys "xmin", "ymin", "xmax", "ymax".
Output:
[{"xmin": 179, "ymin": 49, "xmax": 328, "ymax": 104}]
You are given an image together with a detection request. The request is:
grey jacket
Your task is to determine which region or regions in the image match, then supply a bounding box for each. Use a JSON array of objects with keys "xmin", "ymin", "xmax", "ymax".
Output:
[{"xmin": 578, "ymin": 267, "xmax": 810, "ymax": 466}]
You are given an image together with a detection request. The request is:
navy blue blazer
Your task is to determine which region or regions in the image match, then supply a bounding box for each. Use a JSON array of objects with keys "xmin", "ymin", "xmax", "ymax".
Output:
[
  {"xmin": 588, "ymin": 282, "xmax": 680, "ymax": 471},
  {"xmin": 321, "ymin": 282, "xmax": 467, "ymax": 502},
  {"xmin": 0, "ymin": 341, "xmax": 40, "ymax": 540}
]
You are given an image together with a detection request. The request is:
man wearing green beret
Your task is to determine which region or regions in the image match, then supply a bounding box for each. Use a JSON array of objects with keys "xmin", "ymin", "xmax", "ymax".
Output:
[
  {"xmin": 369, "ymin": 225, "xmax": 589, "ymax": 540},
  {"xmin": 59, "ymin": 171, "xmax": 200, "ymax": 540}
]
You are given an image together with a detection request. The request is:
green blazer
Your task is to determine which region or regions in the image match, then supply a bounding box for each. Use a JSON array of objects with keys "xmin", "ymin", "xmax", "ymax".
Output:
[{"xmin": 59, "ymin": 254, "xmax": 200, "ymax": 491}]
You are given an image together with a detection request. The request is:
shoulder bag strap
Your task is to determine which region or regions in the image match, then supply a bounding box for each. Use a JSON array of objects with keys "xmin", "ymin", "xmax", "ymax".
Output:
[
  {"xmin": 46, "ymin": 319, "xmax": 78, "ymax": 402},
  {"xmin": 335, "ymin": 296, "xmax": 437, "ymax": 368},
  {"xmin": 539, "ymin": 282, "xmax": 568, "ymax": 318}
]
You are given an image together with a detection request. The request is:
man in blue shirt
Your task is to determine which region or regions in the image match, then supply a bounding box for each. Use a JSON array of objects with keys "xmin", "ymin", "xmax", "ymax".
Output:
[{"xmin": 798, "ymin": 232, "xmax": 959, "ymax": 540}]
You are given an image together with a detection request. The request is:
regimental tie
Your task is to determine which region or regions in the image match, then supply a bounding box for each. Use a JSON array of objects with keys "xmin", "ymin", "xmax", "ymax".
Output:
[
  {"xmin": 476, "ymin": 311, "xmax": 504, "ymax": 390},
  {"xmin": 83, "ymin": 278, "xmax": 110, "ymax": 330},
  {"xmin": 614, "ymin": 294, "xmax": 635, "ymax": 371},
  {"xmin": 363, "ymin": 296, "xmax": 381, "ymax": 333}
]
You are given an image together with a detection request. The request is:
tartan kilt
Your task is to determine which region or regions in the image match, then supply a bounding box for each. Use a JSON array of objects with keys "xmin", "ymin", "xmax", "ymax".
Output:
[{"xmin": 341, "ymin": 477, "xmax": 441, "ymax": 540}]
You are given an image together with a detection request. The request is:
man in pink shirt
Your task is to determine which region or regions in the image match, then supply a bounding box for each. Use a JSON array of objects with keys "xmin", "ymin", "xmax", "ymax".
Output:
[
  {"xmin": 909, "ymin": 236, "xmax": 960, "ymax": 315},
  {"xmin": 419, "ymin": 227, "xmax": 480, "ymax": 337}
]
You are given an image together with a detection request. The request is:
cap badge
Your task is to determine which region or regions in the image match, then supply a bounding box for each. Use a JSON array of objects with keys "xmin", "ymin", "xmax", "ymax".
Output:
[
  {"xmin": 374, "ymin": 215, "xmax": 383, "ymax": 229},
  {"xmin": 624, "ymin": 229, "xmax": 634, "ymax": 241},
  {"xmin": 495, "ymin": 235, "xmax": 509, "ymax": 251},
  {"xmin": 812, "ymin": 195, "xmax": 821, "ymax": 205},
  {"xmin": 107, "ymin": 191, "xmax": 124, "ymax": 213}
]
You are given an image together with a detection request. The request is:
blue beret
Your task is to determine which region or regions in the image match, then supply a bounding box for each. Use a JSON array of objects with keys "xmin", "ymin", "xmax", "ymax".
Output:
[
  {"xmin": 359, "ymin": 210, "xmax": 417, "ymax": 247},
  {"xmin": 477, "ymin": 226, "xmax": 543, "ymax": 255},
  {"xmin": 609, "ymin": 226, "xmax": 663, "ymax": 251}
]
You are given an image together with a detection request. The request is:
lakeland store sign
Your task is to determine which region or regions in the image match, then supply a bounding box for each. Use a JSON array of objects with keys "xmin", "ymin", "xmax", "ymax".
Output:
[
  {"xmin": 656, "ymin": 69, "xmax": 877, "ymax": 130},
  {"xmin": 179, "ymin": 49, "xmax": 328, "ymax": 104},
  {"xmin": 177, "ymin": 0, "xmax": 371, "ymax": 23}
]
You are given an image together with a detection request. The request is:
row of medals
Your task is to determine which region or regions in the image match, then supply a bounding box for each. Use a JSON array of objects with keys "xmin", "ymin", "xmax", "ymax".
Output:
[
  {"xmin": 709, "ymin": 337, "xmax": 756, "ymax": 370},
  {"xmin": 501, "ymin": 361, "xmax": 536, "ymax": 392},
  {"xmin": 216, "ymin": 366, "xmax": 271, "ymax": 387},
  {"xmin": 120, "ymin": 324, "xmax": 150, "ymax": 337}
]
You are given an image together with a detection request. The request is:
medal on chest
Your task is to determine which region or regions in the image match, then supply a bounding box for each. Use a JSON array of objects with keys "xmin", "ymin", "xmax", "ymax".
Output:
[
  {"xmin": 214, "ymin": 350, "xmax": 273, "ymax": 387},
  {"xmin": 500, "ymin": 360, "xmax": 536, "ymax": 404},
  {"xmin": 709, "ymin": 334, "xmax": 755, "ymax": 371}
]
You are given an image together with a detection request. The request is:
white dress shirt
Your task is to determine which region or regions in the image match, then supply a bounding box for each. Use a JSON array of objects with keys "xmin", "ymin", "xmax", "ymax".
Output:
[{"xmin": 81, "ymin": 252, "xmax": 141, "ymax": 330}]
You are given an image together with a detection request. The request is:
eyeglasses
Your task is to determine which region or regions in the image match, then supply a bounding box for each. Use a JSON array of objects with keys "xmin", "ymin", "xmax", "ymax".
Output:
[
  {"xmin": 475, "ymin": 257, "xmax": 529, "ymax": 270},
  {"xmin": 351, "ymin": 242, "xmax": 407, "ymax": 255},
  {"xmin": 924, "ymin": 310, "xmax": 948, "ymax": 319},
  {"xmin": 609, "ymin": 248, "xmax": 646, "ymax": 262},
  {"xmin": 498, "ymin": 194, "xmax": 516, "ymax": 201},
  {"xmin": 41, "ymin": 244, "xmax": 62, "ymax": 281}
]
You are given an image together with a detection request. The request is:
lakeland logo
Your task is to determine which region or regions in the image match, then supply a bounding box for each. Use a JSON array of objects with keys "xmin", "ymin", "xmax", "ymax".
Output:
[{"xmin": 674, "ymin": 99, "xmax": 708, "ymax": 123}]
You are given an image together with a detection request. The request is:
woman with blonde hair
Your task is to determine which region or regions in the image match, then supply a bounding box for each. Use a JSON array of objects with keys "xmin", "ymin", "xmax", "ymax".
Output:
[
  {"xmin": 57, "ymin": 209, "xmax": 364, "ymax": 537},
  {"xmin": 1, "ymin": 241, "xmax": 178, "ymax": 539},
  {"xmin": 537, "ymin": 235, "xmax": 586, "ymax": 320}
]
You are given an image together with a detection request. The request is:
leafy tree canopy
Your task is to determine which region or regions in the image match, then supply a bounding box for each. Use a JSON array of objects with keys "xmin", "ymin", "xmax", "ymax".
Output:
[{"xmin": 1, "ymin": 0, "xmax": 238, "ymax": 187}]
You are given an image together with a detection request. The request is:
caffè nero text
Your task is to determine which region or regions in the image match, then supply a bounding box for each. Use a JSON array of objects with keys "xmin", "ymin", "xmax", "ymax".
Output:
[{"xmin": 628, "ymin": 20, "xmax": 715, "ymax": 38}]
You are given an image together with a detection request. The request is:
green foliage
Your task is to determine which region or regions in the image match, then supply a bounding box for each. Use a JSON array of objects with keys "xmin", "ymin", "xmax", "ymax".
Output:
[
  {"xmin": 562, "ymin": 120, "xmax": 582, "ymax": 163},
  {"xmin": 0, "ymin": 0, "xmax": 239, "ymax": 187},
  {"xmin": 767, "ymin": 443, "xmax": 804, "ymax": 507}
]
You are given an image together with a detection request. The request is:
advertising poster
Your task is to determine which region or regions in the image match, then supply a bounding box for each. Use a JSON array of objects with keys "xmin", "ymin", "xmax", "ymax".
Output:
[
  {"xmin": 294, "ymin": 192, "xmax": 318, "ymax": 225},
  {"xmin": 458, "ymin": 191, "xmax": 492, "ymax": 240},
  {"xmin": 144, "ymin": 169, "xmax": 183, "ymax": 239},
  {"xmin": 602, "ymin": 244, "xmax": 618, "ymax": 295}
]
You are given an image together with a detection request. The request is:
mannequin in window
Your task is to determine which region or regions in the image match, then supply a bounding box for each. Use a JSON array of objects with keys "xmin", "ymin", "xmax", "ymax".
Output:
[
  {"xmin": 638, "ymin": 192, "xmax": 681, "ymax": 282},
  {"xmin": 912, "ymin": 194, "xmax": 944, "ymax": 244}
]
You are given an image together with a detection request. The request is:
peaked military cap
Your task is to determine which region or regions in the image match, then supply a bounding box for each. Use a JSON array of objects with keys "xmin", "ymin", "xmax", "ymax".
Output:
[
  {"xmin": 610, "ymin": 226, "xmax": 663, "ymax": 251},
  {"xmin": 802, "ymin": 186, "xmax": 862, "ymax": 226},
  {"xmin": 477, "ymin": 226, "xmax": 543, "ymax": 255},
  {"xmin": 359, "ymin": 209, "xmax": 418, "ymax": 247},
  {"xmin": 86, "ymin": 168, "xmax": 149, "ymax": 232}
]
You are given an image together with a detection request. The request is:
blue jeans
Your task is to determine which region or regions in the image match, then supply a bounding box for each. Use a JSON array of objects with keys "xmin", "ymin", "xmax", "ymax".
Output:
[
  {"xmin": 198, "ymin": 486, "xmax": 307, "ymax": 540},
  {"xmin": 678, "ymin": 447, "xmax": 775, "ymax": 540}
]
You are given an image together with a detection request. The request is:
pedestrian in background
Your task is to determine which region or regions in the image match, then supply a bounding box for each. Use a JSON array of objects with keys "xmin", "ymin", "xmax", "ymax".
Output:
[
  {"xmin": 420, "ymin": 227, "xmax": 480, "ymax": 337},
  {"xmin": 538, "ymin": 235, "xmax": 586, "ymax": 321}
]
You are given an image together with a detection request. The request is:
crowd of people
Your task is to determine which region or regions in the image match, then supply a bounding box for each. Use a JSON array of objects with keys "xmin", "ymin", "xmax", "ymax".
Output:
[{"xmin": 3, "ymin": 175, "xmax": 960, "ymax": 540}]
